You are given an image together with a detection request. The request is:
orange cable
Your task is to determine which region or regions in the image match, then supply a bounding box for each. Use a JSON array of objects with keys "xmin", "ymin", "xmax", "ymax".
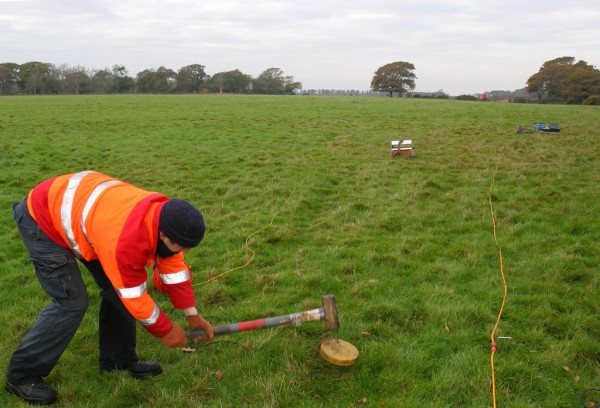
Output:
[
  {"xmin": 489, "ymin": 155, "xmax": 508, "ymax": 408},
  {"xmin": 192, "ymin": 186, "xmax": 298, "ymax": 287}
]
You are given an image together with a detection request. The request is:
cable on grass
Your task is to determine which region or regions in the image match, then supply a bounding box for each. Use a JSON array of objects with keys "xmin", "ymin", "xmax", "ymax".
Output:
[
  {"xmin": 193, "ymin": 186, "xmax": 299, "ymax": 287},
  {"xmin": 489, "ymin": 155, "xmax": 508, "ymax": 408}
]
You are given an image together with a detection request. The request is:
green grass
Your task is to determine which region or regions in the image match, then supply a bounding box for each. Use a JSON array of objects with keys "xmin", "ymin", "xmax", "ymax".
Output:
[{"xmin": 0, "ymin": 94, "xmax": 599, "ymax": 407}]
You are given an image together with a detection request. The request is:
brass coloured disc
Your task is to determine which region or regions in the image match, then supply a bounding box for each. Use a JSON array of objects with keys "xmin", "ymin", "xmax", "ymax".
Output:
[{"xmin": 319, "ymin": 338, "xmax": 358, "ymax": 366}]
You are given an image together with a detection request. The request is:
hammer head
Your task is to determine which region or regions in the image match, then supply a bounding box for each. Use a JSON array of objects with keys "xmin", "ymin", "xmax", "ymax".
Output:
[{"xmin": 322, "ymin": 294, "xmax": 340, "ymax": 331}]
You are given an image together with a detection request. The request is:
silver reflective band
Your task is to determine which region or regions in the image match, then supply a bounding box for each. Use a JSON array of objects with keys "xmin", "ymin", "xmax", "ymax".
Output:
[
  {"xmin": 61, "ymin": 170, "xmax": 94, "ymax": 257},
  {"xmin": 139, "ymin": 304, "xmax": 161, "ymax": 326},
  {"xmin": 81, "ymin": 179, "xmax": 121, "ymax": 242},
  {"xmin": 159, "ymin": 269, "xmax": 190, "ymax": 285},
  {"xmin": 116, "ymin": 282, "xmax": 147, "ymax": 299}
]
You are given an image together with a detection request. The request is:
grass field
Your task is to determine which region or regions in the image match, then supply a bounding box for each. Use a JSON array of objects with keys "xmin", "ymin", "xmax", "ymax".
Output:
[{"xmin": 0, "ymin": 95, "xmax": 599, "ymax": 407}]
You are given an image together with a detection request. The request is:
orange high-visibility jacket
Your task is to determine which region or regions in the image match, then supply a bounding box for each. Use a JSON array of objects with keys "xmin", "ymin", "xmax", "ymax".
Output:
[{"xmin": 26, "ymin": 170, "xmax": 196, "ymax": 338}]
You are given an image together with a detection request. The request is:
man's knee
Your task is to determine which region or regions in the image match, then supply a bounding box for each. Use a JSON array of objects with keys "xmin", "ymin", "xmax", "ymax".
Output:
[{"xmin": 66, "ymin": 291, "xmax": 89, "ymax": 318}]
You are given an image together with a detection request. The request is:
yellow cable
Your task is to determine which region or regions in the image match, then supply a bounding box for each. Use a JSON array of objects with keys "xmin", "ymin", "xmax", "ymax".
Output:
[
  {"xmin": 489, "ymin": 155, "xmax": 508, "ymax": 408},
  {"xmin": 193, "ymin": 186, "xmax": 299, "ymax": 287}
]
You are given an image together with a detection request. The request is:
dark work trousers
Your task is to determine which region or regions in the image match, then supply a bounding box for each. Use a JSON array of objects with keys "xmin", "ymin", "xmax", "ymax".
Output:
[
  {"xmin": 82, "ymin": 259, "xmax": 138, "ymax": 370},
  {"xmin": 6, "ymin": 199, "xmax": 138, "ymax": 385}
]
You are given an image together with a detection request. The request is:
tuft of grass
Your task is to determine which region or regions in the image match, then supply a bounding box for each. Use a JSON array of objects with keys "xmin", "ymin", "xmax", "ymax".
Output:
[{"xmin": 0, "ymin": 95, "xmax": 599, "ymax": 407}]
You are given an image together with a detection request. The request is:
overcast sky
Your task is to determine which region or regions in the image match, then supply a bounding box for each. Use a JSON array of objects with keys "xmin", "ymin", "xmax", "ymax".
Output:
[{"xmin": 1, "ymin": 0, "xmax": 599, "ymax": 95}]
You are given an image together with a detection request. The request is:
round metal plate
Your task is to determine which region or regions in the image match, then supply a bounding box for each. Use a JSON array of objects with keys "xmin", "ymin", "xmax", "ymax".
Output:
[{"xmin": 319, "ymin": 338, "xmax": 358, "ymax": 366}]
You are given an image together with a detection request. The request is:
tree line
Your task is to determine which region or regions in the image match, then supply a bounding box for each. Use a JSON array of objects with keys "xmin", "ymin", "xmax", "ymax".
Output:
[
  {"xmin": 2, "ymin": 57, "xmax": 598, "ymax": 103},
  {"xmin": 0, "ymin": 62, "xmax": 302, "ymax": 95},
  {"xmin": 369, "ymin": 57, "xmax": 600, "ymax": 104},
  {"xmin": 525, "ymin": 56, "xmax": 600, "ymax": 105}
]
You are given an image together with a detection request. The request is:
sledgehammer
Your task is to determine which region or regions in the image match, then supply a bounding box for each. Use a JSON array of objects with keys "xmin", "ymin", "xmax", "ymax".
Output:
[{"xmin": 185, "ymin": 294, "xmax": 339, "ymax": 339}]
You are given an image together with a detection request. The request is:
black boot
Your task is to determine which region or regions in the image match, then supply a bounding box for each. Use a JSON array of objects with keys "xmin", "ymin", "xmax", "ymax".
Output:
[
  {"xmin": 100, "ymin": 360, "xmax": 163, "ymax": 379},
  {"xmin": 5, "ymin": 379, "xmax": 58, "ymax": 405}
]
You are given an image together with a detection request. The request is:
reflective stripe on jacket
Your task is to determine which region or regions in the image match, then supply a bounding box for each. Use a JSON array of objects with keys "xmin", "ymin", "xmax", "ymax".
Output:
[
  {"xmin": 26, "ymin": 170, "xmax": 196, "ymax": 338},
  {"xmin": 154, "ymin": 254, "xmax": 195, "ymax": 309}
]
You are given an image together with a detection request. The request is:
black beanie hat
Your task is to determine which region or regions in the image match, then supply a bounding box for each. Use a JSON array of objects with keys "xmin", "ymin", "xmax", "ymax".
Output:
[{"xmin": 159, "ymin": 199, "xmax": 205, "ymax": 248}]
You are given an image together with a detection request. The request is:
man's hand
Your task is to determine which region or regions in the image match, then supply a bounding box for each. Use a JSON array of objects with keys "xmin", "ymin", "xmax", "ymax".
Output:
[
  {"xmin": 161, "ymin": 323, "xmax": 188, "ymax": 348},
  {"xmin": 186, "ymin": 314, "xmax": 214, "ymax": 343}
]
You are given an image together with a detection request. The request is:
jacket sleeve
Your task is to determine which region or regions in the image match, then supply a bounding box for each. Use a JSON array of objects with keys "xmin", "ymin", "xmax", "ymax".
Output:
[
  {"xmin": 115, "ymin": 283, "xmax": 174, "ymax": 338},
  {"xmin": 96, "ymin": 243, "xmax": 174, "ymax": 338},
  {"xmin": 154, "ymin": 251, "xmax": 197, "ymax": 309},
  {"xmin": 97, "ymin": 219, "xmax": 174, "ymax": 338}
]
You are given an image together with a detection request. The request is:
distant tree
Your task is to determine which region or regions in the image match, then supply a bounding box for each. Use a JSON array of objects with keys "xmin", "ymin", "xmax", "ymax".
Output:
[
  {"xmin": 136, "ymin": 69, "xmax": 155, "ymax": 93},
  {"xmin": 0, "ymin": 62, "xmax": 20, "ymax": 94},
  {"xmin": 371, "ymin": 61, "xmax": 416, "ymax": 97},
  {"xmin": 175, "ymin": 67, "xmax": 193, "ymax": 93},
  {"xmin": 136, "ymin": 66, "xmax": 176, "ymax": 93},
  {"xmin": 153, "ymin": 66, "xmax": 177, "ymax": 93},
  {"xmin": 562, "ymin": 60, "xmax": 600, "ymax": 104},
  {"xmin": 526, "ymin": 56, "xmax": 600, "ymax": 103},
  {"xmin": 252, "ymin": 68, "xmax": 301, "ymax": 95},
  {"xmin": 112, "ymin": 65, "xmax": 135, "ymax": 93},
  {"xmin": 283, "ymin": 78, "xmax": 303, "ymax": 94},
  {"xmin": 19, "ymin": 61, "xmax": 55, "ymax": 94},
  {"xmin": 63, "ymin": 66, "xmax": 90, "ymax": 94},
  {"xmin": 175, "ymin": 64, "xmax": 208, "ymax": 93},
  {"xmin": 206, "ymin": 69, "xmax": 252, "ymax": 94},
  {"xmin": 91, "ymin": 68, "xmax": 114, "ymax": 94},
  {"xmin": 526, "ymin": 57, "xmax": 575, "ymax": 101}
]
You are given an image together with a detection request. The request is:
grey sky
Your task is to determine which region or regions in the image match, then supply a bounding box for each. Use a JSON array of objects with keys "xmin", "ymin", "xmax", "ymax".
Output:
[{"xmin": 1, "ymin": 0, "xmax": 599, "ymax": 95}]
